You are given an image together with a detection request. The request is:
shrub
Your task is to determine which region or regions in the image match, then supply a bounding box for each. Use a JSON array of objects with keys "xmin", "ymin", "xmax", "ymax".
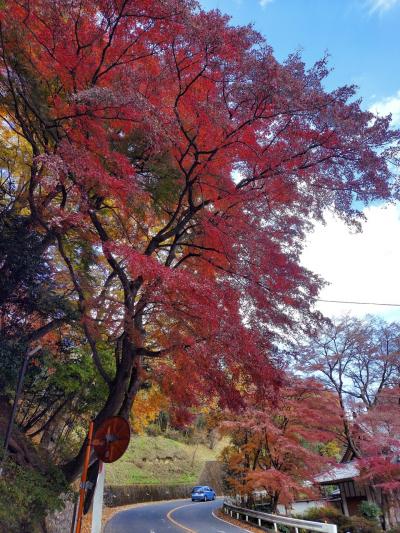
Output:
[
  {"xmin": 299, "ymin": 506, "xmax": 382, "ymax": 533},
  {"xmin": 0, "ymin": 459, "xmax": 70, "ymax": 533},
  {"xmin": 301, "ymin": 506, "xmax": 350, "ymax": 527},
  {"xmin": 358, "ymin": 502, "xmax": 382, "ymax": 521},
  {"xmin": 301, "ymin": 506, "xmax": 343, "ymax": 521},
  {"xmin": 348, "ymin": 515, "xmax": 382, "ymax": 533}
]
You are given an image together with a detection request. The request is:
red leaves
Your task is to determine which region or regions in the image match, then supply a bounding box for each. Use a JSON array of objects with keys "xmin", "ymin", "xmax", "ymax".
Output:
[
  {"xmin": 1, "ymin": 0, "xmax": 399, "ymax": 439},
  {"xmin": 220, "ymin": 377, "xmax": 341, "ymax": 506},
  {"xmin": 352, "ymin": 387, "xmax": 400, "ymax": 492},
  {"xmin": 295, "ymin": 318, "xmax": 400, "ymax": 496},
  {"xmin": 247, "ymin": 469, "xmax": 313, "ymax": 506},
  {"xmin": 358, "ymin": 456, "xmax": 400, "ymax": 492}
]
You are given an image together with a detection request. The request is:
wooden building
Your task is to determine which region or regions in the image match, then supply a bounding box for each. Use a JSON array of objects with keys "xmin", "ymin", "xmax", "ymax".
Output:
[
  {"xmin": 318, "ymin": 450, "xmax": 400, "ymax": 529},
  {"xmin": 318, "ymin": 461, "xmax": 375, "ymax": 517}
]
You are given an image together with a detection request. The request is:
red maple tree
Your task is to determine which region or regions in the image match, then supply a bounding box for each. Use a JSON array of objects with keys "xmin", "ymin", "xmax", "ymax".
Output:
[
  {"xmin": 220, "ymin": 377, "xmax": 341, "ymax": 511},
  {"xmin": 0, "ymin": 0, "xmax": 398, "ymax": 478},
  {"xmin": 293, "ymin": 317, "xmax": 400, "ymax": 526}
]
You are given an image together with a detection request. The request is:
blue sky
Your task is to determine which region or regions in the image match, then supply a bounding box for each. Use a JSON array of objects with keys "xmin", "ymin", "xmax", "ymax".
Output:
[
  {"xmin": 201, "ymin": 0, "xmax": 400, "ymax": 321},
  {"xmin": 200, "ymin": 0, "xmax": 400, "ymax": 115}
]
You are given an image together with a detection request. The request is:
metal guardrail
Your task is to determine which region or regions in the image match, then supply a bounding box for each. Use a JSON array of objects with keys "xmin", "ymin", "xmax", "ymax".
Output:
[{"xmin": 223, "ymin": 502, "xmax": 337, "ymax": 533}]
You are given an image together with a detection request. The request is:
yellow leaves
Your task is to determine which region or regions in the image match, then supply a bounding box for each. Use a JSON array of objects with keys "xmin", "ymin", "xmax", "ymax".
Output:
[
  {"xmin": 130, "ymin": 385, "xmax": 168, "ymax": 434},
  {"xmin": 199, "ymin": 397, "xmax": 219, "ymax": 416},
  {"xmin": 0, "ymin": 117, "xmax": 32, "ymax": 170},
  {"xmin": 0, "ymin": 116, "xmax": 32, "ymax": 204},
  {"xmin": 319, "ymin": 440, "xmax": 341, "ymax": 458}
]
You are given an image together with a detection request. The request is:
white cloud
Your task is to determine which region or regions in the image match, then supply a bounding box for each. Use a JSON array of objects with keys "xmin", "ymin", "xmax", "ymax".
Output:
[
  {"xmin": 367, "ymin": 0, "xmax": 400, "ymax": 14},
  {"xmin": 301, "ymin": 203, "xmax": 400, "ymax": 320},
  {"xmin": 259, "ymin": 0, "xmax": 273, "ymax": 7},
  {"xmin": 370, "ymin": 91, "xmax": 400, "ymax": 127}
]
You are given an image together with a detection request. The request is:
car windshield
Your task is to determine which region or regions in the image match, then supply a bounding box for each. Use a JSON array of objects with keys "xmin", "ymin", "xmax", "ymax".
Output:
[{"xmin": 192, "ymin": 486, "xmax": 203, "ymax": 492}]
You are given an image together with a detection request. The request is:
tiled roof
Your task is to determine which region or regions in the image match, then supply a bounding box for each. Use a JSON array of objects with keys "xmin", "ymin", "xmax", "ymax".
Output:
[{"xmin": 317, "ymin": 462, "xmax": 359, "ymax": 484}]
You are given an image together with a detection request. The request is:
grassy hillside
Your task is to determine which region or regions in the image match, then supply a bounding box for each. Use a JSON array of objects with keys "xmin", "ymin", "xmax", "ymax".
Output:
[{"xmin": 106, "ymin": 435, "xmax": 223, "ymax": 486}]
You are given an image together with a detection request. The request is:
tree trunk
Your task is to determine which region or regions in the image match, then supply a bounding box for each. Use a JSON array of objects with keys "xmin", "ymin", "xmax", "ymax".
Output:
[
  {"xmin": 62, "ymin": 338, "xmax": 141, "ymax": 481},
  {"xmin": 270, "ymin": 492, "xmax": 279, "ymax": 513},
  {"xmin": 382, "ymin": 490, "xmax": 400, "ymax": 529}
]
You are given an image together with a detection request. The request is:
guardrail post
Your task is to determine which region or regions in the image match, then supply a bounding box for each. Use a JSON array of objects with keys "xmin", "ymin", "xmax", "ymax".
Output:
[{"xmin": 223, "ymin": 502, "xmax": 337, "ymax": 533}]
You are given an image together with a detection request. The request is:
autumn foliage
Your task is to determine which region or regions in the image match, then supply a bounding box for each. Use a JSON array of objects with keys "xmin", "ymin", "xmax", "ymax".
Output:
[
  {"xmin": 220, "ymin": 377, "xmax": 341, "ymax": 510},
  {"xmin": 0, "ymin": 0, "xmax": 399, "ymax": 482},
  {"xmin": 131, "ymin": 385, "xmax": 167, "ymax": 434},
  {"xmin": 294, "ymin": 317, "xmax": 400, "ymax": 525}
]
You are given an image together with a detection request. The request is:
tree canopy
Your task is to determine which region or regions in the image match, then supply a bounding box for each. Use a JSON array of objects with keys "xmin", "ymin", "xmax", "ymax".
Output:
[
  {"xmin": 0, "ymin": 0, "xmax": 399, "ymax": 482},
  {"xmin": 292, "ymin": 315, "xmax": 400, "ymax": 520}
]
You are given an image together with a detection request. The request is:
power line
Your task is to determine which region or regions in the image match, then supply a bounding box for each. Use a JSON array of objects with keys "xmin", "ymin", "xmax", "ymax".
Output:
[{"xmin": 316, "ymin": 299, "xmax": 400, "ymax": 307}]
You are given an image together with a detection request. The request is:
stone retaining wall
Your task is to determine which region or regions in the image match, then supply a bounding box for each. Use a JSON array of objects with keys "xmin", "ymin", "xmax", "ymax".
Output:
[
  {"xmin": 45, "ymin": 495, "xmax": 75, "ymax": 533},
  {"xmin": 198, "ymin": 461, "xmax": 224, "ymax": 495},
  {"xmin": 104, "ymin": 483, "xmax": 193, "ymax": 507}
]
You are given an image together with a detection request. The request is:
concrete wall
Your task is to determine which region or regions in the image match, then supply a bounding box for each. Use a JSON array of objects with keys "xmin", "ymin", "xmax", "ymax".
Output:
[
  {"xmin": 103, "ymin": 484, "xmax": 193, "ymax": 507},
  {"xmin": 277, "ymin": 499, "xmax": 328, "ymax": 516}
]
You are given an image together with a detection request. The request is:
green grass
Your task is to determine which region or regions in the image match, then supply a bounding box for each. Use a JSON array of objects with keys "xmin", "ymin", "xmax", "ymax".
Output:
[{"xmin": 105, "ymin": 435, "xmax": 223, "ymax": 486}]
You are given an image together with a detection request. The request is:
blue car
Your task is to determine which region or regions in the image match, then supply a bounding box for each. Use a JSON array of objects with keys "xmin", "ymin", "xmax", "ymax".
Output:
[{"xmin": 191, "ymin": 485, "xmax": 216, "ymax": 502}]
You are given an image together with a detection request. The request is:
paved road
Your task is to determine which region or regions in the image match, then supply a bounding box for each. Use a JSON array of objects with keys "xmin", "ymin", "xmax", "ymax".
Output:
[{"xmin": 104, "ymin": 498, "xmax": 250, "ymax": 533}]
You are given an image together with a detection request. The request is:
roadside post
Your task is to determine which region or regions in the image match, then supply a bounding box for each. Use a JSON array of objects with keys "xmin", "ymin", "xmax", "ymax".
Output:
[
  {"xmin": 72, "ymin": 416, "xmax": 131, "ymax": 533},
  {"xmin": 91, "ymin": 461, "xmax": 106, "ymax": 533},
  {"xmin": 75, "ymin": 420, "xmax": 94, "ymax": 533}
]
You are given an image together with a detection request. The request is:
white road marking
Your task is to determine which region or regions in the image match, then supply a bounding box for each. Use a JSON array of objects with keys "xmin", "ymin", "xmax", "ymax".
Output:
[{"xmin": 211, "ymin": 510, "xmax": 252, "ymax": 532}]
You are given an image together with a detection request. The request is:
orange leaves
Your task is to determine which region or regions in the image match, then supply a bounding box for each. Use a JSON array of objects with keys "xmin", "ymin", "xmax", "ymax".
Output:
[
  {"xmin": 247, "ymin": 469, "xmax": 312, "ymax": 506},
  {"xmin": 131, "ymin": 386, "xmax": 168, "ymax": 434},
  {"xmin": 221, "ymin": 377, "xmax": 342, "ymax": 507}
]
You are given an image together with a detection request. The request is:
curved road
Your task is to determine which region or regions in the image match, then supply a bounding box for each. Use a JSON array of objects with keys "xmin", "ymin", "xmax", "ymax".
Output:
[{"xmin": 104, "ymin": 498, "xmax": 250, "ymax": 533}]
